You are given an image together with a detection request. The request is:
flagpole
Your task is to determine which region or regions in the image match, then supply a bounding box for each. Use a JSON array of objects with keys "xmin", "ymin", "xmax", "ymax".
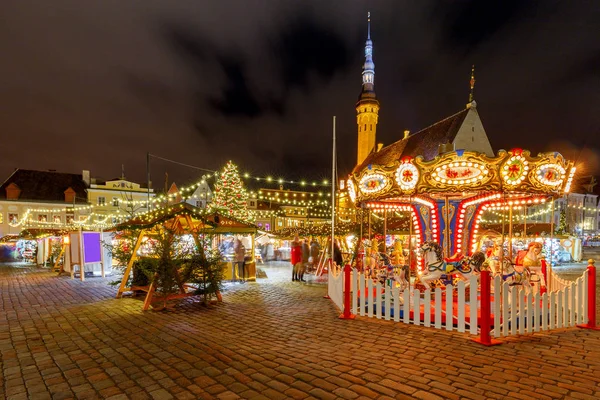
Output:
[{"xmin": 331, "ymin": 116, "xmax": 336, "ymax": 265}]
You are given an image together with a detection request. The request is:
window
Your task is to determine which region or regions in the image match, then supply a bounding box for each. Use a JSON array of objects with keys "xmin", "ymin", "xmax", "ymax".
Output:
[
  {"xmin": 38, "ymin": 214, "xmax": 47, "ymax": 222},
  {"xmin": 8, "ymin": 213, "xmax": 18, "ymax": 224},
  {"xmin": 98, "ymin": 196, "xmax": 106, "ymax": 206},
  {"xmin": 0, "ymin": 213, "xmax": 3, "ymax": 224},
  {"xmin": 364, "ymin": 124, "xmax": 367, "ymax": 131},
  {"xmin": 53, "ymin": 216, "xmax": 61, "ymax": 223},
  {"xmin": 265, "ymin": 223, "xmax": 270, "ymax": 231},
  {"xmin": 258, "ymin": 222, "xmax": 263, "ymax": 228},
  {"xmin": 66, "ymin": 215, "xmax": 74, "ymax": 224},
  {"xmin": 112, "ymin": 198, "xmax": 119, "ymax": 207},
  {"xmin": 370, "ymin": 124, "xmax": 372, "ymax": 130},
  {"xmin": 250, "ymin": 201, "xmax": 256, "ymax": 207}
]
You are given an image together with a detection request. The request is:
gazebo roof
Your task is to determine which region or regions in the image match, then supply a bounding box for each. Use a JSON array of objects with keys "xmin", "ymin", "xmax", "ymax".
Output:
[{"xmin": 113, "ymin": 202, "xmax": 216, "ymax": 234}]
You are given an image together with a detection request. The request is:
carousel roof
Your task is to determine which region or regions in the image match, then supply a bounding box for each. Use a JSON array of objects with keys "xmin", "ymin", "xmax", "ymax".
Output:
[{"xmin": 348, "ymin": 148, "xmax": 576, "ymax": 204}]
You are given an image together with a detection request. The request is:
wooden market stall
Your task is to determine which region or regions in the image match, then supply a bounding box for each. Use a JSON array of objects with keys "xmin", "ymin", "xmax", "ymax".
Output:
[
  {"xmin": 113, "ymin": 202, "xmax": 217, "ymax": 310},
  {"xmin": 203, "ymin": 211, "xmax": 259, "ymax": 281}
]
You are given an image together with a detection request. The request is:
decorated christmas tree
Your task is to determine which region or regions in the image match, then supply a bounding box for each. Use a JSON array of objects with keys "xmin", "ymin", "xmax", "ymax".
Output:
[
  {"xmin": 555, "ymin": 208, "xmax": 568, "ymax": 235},
  {"xmin": 212, "ymin": 161, "xmax": 255, "ymax": 223}
]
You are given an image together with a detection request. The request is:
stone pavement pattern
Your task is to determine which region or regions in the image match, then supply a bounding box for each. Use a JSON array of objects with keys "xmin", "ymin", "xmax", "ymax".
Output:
[{"xmin": 1, "ymin": 265, "xmax": 600, "ymax": 400}]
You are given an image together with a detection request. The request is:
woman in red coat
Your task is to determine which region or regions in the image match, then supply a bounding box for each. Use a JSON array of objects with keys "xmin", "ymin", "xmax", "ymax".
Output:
[{"xmin": 290, "ymin": 236, "xmax": 303, "ymax": 281}]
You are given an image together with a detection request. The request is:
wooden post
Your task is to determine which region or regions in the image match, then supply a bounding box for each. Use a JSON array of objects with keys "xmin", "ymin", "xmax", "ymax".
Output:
[
  {"xmin": 472, "ymin": 270, "xmax": 501, "ymax": 346},
  {"xmin": 100, "ymin": 228, "xmax": 105, "ymax": 278},
  {"xmin": 54, "ymin": 244, "xmax": 67, "ymax": 273},
  {"xmin": 143, "ymin": 273, "xmax": 158, "ymax": 311},
  {"xmin": 339, "ymin": 264, "xmax": 356, "ymax": 319},
  {"xmin": 79, "ymin": 226, "xmax": 85, "ymax": 282},
  {"xmin": 116, "ymin": 230, "xmax": 145, "ymax": 299},
  {"xmin": 577, "ymin": 259, "xmax": 600, "ymax": 330}
]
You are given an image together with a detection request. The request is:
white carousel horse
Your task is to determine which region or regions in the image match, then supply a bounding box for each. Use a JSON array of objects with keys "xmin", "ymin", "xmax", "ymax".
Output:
[
  {"xmin": 515, "ymin": 242, "xmax": 546, "ymax": 292},
  {"xmin": 419, "ymin": 241, "xmax": 484, "ymax": 290},
  {"xmin": 486, "ymin": 241, "xmax": 512, "ymax": 275},
  {"xmin": 501, "ymin": 263, "xmax": 532, "ymax": 299}
]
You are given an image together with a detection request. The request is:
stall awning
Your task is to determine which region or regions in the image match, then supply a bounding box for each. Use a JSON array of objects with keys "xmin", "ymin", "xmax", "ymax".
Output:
[{"xmin": 204, "ymin": 212, "xmax": 258, "ymax": 234}]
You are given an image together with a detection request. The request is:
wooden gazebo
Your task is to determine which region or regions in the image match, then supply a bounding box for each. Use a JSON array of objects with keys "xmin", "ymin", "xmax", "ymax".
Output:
[{"xmin": 114, "ymin": 202, "xmax": 216, "ymax": 310}]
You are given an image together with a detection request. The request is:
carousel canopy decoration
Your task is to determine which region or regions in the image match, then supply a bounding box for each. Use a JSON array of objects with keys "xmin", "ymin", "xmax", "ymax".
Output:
[{"xmin": 348, "ymin": 148, "xmax": 575, "ymax": 203}]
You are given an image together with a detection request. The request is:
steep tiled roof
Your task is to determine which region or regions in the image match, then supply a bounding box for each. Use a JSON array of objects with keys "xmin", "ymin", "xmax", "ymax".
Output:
[
  {"xmin": 0, "ymin": 169, "xmax": 88, "ymax": 203},
  {"xmin": 354, "ymin": 108, "xmax": 470, "ymax": 172}
]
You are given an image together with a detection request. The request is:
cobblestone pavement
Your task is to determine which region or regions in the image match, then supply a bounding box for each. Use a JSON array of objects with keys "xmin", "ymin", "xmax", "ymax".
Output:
[{"xmin": 1, "ymin": 264, "xmax": 600, "ymax": 400}]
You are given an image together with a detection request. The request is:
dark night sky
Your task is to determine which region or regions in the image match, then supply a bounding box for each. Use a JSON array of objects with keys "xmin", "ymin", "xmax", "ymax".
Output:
[{"xmin": 1, "ymin": 1, "xmax": 599, "ymax": 190}]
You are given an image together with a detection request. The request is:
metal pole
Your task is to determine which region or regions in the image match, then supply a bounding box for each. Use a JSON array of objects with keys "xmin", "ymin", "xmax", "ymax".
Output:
[
  {"xmin": 368, "ymin": 209, "xmax": 371, "ymax": 241},
  {"xmin": 408, "ymin": 205, "xmax": 413, "ymax": 273},
  {"xmin": 444, "ymin": 196, "xmax": 450, "ymax": 257},
  {"xmin": 331, "ymin": 116, "xmax": 336, "ymax": 262},
  {"xmin": 383, "ymin": 209, "xmax": 387, "ymax": 253},
  {"xmin": 523, "ymin": 204, "xmax": 527, "ymax": 239},
  {"xmin": 508, "ymin": 205, "xmax": 513, "ymax": 261},
  {"xmin": 146, "ymin": 152, "xmax": 151, "ymax": 211},
  {"xmin": 550, "ymin": 198, "xmax": 555, "ymax": 268}
]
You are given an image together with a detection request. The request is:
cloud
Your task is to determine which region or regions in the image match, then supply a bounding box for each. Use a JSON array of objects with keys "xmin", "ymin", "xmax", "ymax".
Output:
[
  {"xmin": 268, "ymin": 11, "xmax": 354, "ymax": 94},
  {"xmin": 432, "ymin": 0, "xmax": 537, "ymax": 54}
]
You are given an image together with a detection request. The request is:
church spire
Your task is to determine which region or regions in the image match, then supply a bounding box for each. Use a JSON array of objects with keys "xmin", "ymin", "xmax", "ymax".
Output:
[
  {"xmin": 355, "ymin": 11, "xmax": 380, "ymax": 166},
  {"xmin": 361, "ymin": 12, "xmax": 375, "ymax": 95}
]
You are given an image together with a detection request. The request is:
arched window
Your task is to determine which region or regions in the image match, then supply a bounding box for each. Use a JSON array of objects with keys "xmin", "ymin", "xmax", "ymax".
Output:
[{"xmin": 364, "ymin": 124, "xmax": 367, "ymax": 131}]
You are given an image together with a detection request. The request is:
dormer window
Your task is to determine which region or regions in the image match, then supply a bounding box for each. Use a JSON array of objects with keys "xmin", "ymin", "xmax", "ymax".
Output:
[
  {"xmin": 6, "ymin": 183, "xmax": 20, "ymax": 200},
  {"xmin": 64, "ymin": 187, "xmax": 76, "ymax": 203}
]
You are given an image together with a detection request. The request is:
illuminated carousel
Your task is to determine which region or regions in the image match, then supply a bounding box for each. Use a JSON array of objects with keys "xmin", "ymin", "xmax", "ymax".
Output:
[{"xmin": 346, "ymin": 147, "xmax": 576, "ymax": 285}]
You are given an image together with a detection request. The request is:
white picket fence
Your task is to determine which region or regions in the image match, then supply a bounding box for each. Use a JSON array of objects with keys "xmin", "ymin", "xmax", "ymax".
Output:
[
  {"xmin": 492, "ymin": 271, "xmax": 588, "ymax": 337},
  {"xmin": 337, "ymin": 269, "xmax": 589, "ymax": 339},
  {"xmin": 546, "ymin": 266, "xmax": 575, "ymax": 292},
  {"xmin": 328, "ymin": 265, "xmax": 344, "ymax": 311},
  {"xmin": 349, "ymin": 271, "xmax": 480, "ymax": 334}
]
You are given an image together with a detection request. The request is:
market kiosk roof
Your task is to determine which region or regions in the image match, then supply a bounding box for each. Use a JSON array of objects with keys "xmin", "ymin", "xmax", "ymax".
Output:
[
  {"xmin": 112, "ymin": 202, "xmax": 216, "ymax": 234},
  {"xmin": 0, "ymin": 229, "xmax": 66, "ymax": 243},
  {"xmin": 203, "ymin": 212, "xmax": 258, "ymax": 234}
]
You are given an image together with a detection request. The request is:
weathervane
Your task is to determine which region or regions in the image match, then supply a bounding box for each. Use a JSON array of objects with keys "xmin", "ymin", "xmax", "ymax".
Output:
[{"xmin": 469, "ymin": 65, "xmax": 476, "ymax": 103}]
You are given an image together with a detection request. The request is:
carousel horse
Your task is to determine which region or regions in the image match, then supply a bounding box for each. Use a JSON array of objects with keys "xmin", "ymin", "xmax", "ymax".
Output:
[
  {"xmin": 362, "ymin": 238, "xmax": 381, "ymax": 278},
  {"xmin": 389, "ymin": 239, "xmax": 410, "ymax": 290},
  {"xmin": 485, "ymin": 240, "xmax": 512, "ymax": 275},
  {"xmin": 501, "ymin": 262, "xmax": 532, "ymax": 296},
  {"xmin": 419, "ymin": 241, "xmax": 484, "ymax": 290},
  {"xmin": 514, "ymin": 241, "xmax": 546, "ymax": 292}
]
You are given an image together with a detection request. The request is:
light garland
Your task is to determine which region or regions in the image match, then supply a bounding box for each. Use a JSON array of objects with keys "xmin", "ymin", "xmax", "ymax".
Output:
[
  {"xmin": 564, "ymin": 166, "xmax": 576, "ymax": 193},
  {"xmin": 501, "ymin": 154, "xmax": 529, "ymax": 186},
  {"xmin": 432, "ymin": 161, "xmax": 488, "ymax": 185},
  {"xmin": 359, "ymin": 173, "xmax": 388, "ymax": 194},
  {"xmin": 395, "ymin": 163, "xmax": 419, "ymax": 190},
  {"xmin": 535, "ymin": 163, "xmax": 566, "ymax": 187}
]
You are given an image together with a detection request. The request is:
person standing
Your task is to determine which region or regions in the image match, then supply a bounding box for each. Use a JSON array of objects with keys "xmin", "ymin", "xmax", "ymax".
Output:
[
  {"xmin": 333, "ymin": 238, "xmax": 344, "ymax": 267},
  {"xmin": 310, "ymin": 238, "xmax": 320, "ymax": 268},
  {"xmin": 290, "ymin": 236, "xmax": 302, "ymax": 281},
  {"xmin": 233, "ymin": 239, "xmax": 246, "ymax": 283},
  {"xmin": 299, "ymin": 238, "xmax": 310, "ymax": 282}
]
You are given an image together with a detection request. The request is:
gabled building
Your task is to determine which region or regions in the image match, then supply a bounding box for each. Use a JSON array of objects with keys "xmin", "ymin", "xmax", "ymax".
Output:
[
  {"xmin": 0, "ymin": 169, "xmax": 89, "ymax": 237},
  {"xmin": 87, "ymin": 174, "xmax": 154, "ymax": 220},
  {"xmin": 185, "ymin": 180, "xmax": 213, "ymax": 209},
  {"xmin": 0, "ymin": 169, "xmax": 154, "ymax": 237},
  {"xmin": 248, "ymin": 187, "xmax": 331, "ymax": 232}
]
